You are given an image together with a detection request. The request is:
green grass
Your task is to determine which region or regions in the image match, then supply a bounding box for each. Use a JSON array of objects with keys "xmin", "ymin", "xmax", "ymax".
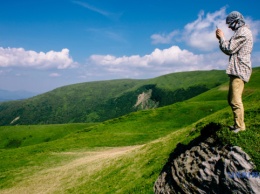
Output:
[
  {"xmin": 216, "ymin": 104, "xmax": 260, "ymax": 171},
  {"xmin": 0, "ymin": 123, "xmax": 97, "ymax": 149},
  {"xmin": 0, "ymin": 102, "xmax": 259, "ymax": 193},
  {"xmin": 0, "ymin": 100, "xmax": 227, "ymax": 191},
  {"xmin": 67, "ymin": 127, "xmax": 195, "ymax": 194},
  {"xmin": 0, "ymin": 67, "xmax": 259, "ymax": 193}
]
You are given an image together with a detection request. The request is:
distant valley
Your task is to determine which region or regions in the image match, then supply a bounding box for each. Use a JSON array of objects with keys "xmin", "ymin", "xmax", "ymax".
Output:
[{"xmin": 0, "ymin": 89, "xmax": 38, "ymax": 102}]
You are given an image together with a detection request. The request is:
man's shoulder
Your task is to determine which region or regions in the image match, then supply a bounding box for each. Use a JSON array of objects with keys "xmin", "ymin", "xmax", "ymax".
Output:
[
  {"xmin": 240, "ymin": 25, "xmax": 252, "ymax": 32},
  {"xmin": 237, "ymin": 25, "xmax": 252, "ymax": 37}
]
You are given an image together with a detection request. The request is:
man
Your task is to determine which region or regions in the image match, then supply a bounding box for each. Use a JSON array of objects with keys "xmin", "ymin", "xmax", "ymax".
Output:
[{"xmin": 216, "ymin": 11, "xmax": 253, "ymax": 133}]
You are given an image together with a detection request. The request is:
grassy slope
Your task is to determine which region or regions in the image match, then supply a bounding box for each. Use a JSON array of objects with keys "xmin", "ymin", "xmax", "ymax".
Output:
[
  {"xmin": 145, "ymin": 69, "xmax": 227, "ymax": 89},
  {"xmin": 0, "ymin": 68, "xmax": 259, "ymax": 193}
]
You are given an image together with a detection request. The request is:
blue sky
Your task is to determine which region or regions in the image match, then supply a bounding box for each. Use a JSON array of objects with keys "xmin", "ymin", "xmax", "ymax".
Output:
[{"xmin": 0, "ymin": 0, "xmax": 260, "ymax": 93}]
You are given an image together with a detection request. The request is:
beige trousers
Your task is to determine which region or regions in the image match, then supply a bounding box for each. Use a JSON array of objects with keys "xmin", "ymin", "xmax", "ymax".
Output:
[{"xmin": 228, "ymin": 76, "xmax": 245, "ymax": 130}]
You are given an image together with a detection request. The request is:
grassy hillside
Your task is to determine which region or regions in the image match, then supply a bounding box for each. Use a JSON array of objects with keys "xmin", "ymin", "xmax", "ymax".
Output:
[
  {"xmin": 0, "ymin": 79, "xmax": 141, "ymax": 125},
  {"xmin": 0, "ymin": 70, "xmax": 228, "ymax": 125},
  {"xmin": 0, "ymin": 67, "xmax": 259, "ymax": 193},
  {"xmin": 0, "ymin": 123, "xmax": 97, "ymax": 149}
]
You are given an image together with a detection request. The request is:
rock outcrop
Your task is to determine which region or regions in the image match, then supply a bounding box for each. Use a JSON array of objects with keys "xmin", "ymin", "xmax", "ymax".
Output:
[
  {"xmin": 154, "ymin": 123, "xmax": 260, "ymax": 194},
  {"xmin": 134, "ymin": 89, "xmax": 159, "ymax": 110}
]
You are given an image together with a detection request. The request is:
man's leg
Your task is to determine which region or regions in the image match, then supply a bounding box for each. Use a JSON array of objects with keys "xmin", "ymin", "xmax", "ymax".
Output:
[{"xmin": 228, "ymin": 76, "xmax": 245, "ymax": 130}]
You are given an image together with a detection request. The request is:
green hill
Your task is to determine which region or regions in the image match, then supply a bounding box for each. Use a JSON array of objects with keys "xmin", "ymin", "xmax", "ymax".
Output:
[
  {"xmin": 0, "ymin": 70, "xmax": 228, "ymax": 125},
  {"xmin": 0, "ymin": 67, "xmax": 259, "ymax": 193}
]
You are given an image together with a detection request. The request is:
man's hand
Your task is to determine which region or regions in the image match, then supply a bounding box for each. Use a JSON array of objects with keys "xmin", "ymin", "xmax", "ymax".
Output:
[{"xmin": 216, "ymin": 29, "xmax": 224, "ymax": 40}]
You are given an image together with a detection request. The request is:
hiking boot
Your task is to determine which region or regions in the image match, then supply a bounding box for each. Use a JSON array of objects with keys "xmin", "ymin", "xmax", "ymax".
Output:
[
  {"xmin": 228, "ymin": 125, "xmax": 238, "ymax": 131},
  {"xmin": 229, "ymin": 125, "xmax": 246, "ymax": 133},
  {"xmin": 233, "ymin": 128, "xmax": 246, "ymax": 133}
]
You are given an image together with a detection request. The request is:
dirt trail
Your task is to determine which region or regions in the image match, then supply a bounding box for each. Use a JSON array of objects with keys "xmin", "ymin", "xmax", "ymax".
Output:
[{"xmin": 1, "ymin": 146, "xmax": 141, "ymax": 194}]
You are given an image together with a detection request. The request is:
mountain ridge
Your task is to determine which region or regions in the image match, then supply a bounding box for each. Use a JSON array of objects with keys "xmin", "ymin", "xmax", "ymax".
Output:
[{"xmin": 0, "ymin": 69, "xmax": 229, "ymax": 125}]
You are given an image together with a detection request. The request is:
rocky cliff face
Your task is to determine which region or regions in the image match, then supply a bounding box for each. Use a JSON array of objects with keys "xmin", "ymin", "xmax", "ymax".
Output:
[{"xmin": 154, "ymin": 123, "xmax": 260, "ymax": 194}]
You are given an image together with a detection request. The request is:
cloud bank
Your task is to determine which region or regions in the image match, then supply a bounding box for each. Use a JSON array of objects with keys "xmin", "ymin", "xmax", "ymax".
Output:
[
  {"xmin": 90, "ymin": 46, "xmax": 202, "ymax": 67},
  {"xmin": 0, "ymin": 48, "xmax": 77, "ymax": 69},
  {"xmin": 86, "ymin": 46, "xmax": 227, "ymax": 79}
]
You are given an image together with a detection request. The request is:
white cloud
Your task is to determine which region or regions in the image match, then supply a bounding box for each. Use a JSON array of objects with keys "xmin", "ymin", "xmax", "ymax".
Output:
[
  {"xmin": 0, "ymin": 47, "xmax": 77, "ymax": 69},
  {"xmin": 179, "ymin": 7, "xmax": 233, "ymax": 51},
  {"xmin": 85, "ymin": 46, "xmax": 228, "ymax": 79},
  {"xmin": 89, "ymin": 46, "xmax": 203, "ymax": 67},
  {"xmin": 246, "ymin": 18, "xmax": 260, "ymax": 42},
  {"xmin": 151, "ymin": 7, "xmax": 260, "ymax": 51}
]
